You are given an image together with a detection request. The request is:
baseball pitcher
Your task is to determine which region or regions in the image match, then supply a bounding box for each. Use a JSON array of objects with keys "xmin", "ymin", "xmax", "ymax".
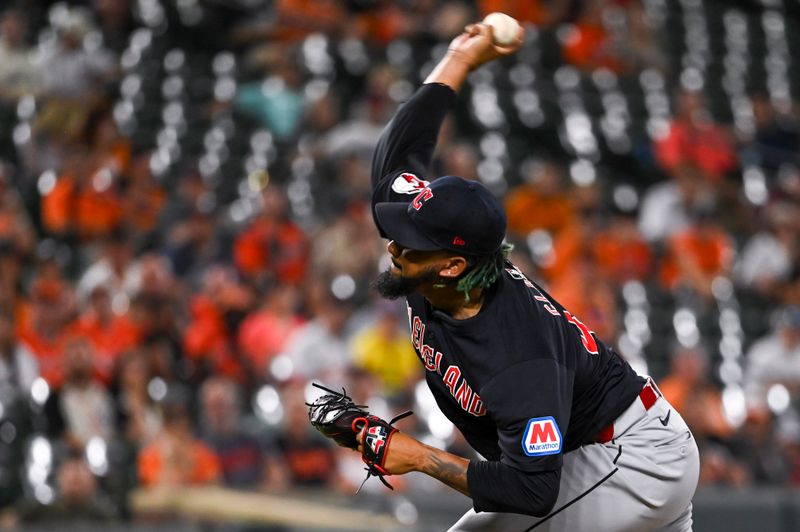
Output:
[{"xmin": 312, "ymin": 19, "xmax": 699, "ymax": 532}]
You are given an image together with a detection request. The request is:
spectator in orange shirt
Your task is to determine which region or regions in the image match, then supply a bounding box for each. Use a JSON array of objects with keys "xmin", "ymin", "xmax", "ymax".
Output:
[
  {"xmin": 73, "ymin": 111, "xmax": 129, "ymax": 240},
  {"xmin": 592, "ymin": 206, "xmax": 653, "ymax": 285},
  {"xmin": 237, "ymin": 284, "xmax": 305, "ymax": 377},
  {"xmin": 541, "ymin": 185, "xmax": 620, "ymax": 340},
  {"xmin": 659, "ymin": 344, "xmax": 733, "ymax": 441},
  {"xmin": 41, "ymin": 157, "xmax": 124, "ymax": 242},
  {"xmin": 548, "ymin": 250, "xmax": 620, "ymax": 343},
  {"xmin": 183, "ymin": 266, "xmax": 255, "ymax": 385},
  {"xmin": 233, "ymin": 184, "xmax": 308, "ymax": 287},
  {"xmin": 660, "ymin": 204, "xmax": 734, "ymax": 299},
  {"xmin": 68, "ymin": 285, "xmax": 140, "ymax": 384},
  {"xmin": 17, "ymin": 277, "xmax": 74, "ymax": 388},
  {"xmin": 41, "ymin": 146, "xmax": 88, "ymax": 238},
  {"xmin": 504, "ymin": 159, "xmax": 574, "ymax": 239},
  {"xmin": 540, "ymin": 183, "xmax": 600, "ymax": 282},
  {"xmin": 562, "ymin": 1, "xmax": 625, "ymax": 73},
  {"xmin": 41, "ymin": 111, "xmax": 130, "ymax": 241},
  {"xmin": 138, "ymin": 397, "xmax": 221, "ymax": 488},
  {"xmin": 183, "ymin": 291, "xmax": 230, "ymax": 374},
  {"xmin": 654, "ymin": 89, "xmax": 737, "ymax": 182},
  {"xmin": 74, "ymin": 168, "xmax": 124, "ymax": 241}
]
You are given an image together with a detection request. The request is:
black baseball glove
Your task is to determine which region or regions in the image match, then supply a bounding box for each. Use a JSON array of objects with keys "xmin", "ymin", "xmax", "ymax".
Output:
[{"xmin": 307, "ymin": 383, "xmax": 412, "ymax": 491}]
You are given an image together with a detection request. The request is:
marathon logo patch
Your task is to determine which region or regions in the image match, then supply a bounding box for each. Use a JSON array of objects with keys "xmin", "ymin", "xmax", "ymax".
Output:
[
  {"xmin": 391, "ymin": 172, "xmax": 429, "ymax": 194},
  {"xmin": 522, "ymin": 417, "xmax": 562, "ymax": 456}
]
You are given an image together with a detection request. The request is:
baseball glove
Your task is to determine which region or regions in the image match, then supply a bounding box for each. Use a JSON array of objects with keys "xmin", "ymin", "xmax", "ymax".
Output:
[{"xmin": 307, "ymin": 383, "xmax": 412, "ymax": 492}]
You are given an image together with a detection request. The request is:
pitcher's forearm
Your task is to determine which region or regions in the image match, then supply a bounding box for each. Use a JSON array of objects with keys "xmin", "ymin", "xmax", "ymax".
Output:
[
  {"xmin": 417, "ymin": 443, "xmax": 472, "ymax": 496},
  {"xmin": 423, "ymin": 52, "xmax": 473, "ymax": 93}
]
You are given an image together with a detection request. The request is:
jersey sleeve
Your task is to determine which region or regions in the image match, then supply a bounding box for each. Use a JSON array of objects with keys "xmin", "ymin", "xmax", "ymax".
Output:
[
  {"xmin": 468, "ymin": 460, "xmax": 560, "ymax": 516},
  {"xmin": 370, "ymin": 83, "xmax": 456, "ymax": 221},
  {"xmin": 481, "ymin": 358, "xmax": 574, "ymax": 473}
]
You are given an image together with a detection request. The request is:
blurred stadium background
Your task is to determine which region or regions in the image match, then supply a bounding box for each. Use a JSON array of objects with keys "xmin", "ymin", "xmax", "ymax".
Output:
[{"xmin": 0, "ymin": 0, "xmax": 799, "ymax": 530}]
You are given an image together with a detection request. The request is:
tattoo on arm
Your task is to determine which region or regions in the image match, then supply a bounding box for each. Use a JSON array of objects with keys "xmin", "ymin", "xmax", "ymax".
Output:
[{"xmin": 426, "ymin": 451, "xmax": 471, "ymax": 497}]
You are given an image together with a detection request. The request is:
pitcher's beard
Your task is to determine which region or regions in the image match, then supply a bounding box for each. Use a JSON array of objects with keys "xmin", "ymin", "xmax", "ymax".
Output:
[{"xmin": 373, "ymin": 267, "xmax": 444, "ymax": 299}]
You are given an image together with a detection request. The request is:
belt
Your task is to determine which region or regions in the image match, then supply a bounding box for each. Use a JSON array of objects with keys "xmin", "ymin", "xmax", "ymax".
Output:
[{"xmin": 594, "ymin": 377, "xmax": 662, "ymax": 444}]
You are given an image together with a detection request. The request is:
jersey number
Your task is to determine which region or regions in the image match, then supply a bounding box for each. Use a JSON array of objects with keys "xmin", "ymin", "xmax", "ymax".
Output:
[
  {"xmin": 506, "ymin": 265, "xmax": 599, "ymax": 355},
  {"xmin": 564, "ymin": 311, "xmax": 599, "ymax": 354}
]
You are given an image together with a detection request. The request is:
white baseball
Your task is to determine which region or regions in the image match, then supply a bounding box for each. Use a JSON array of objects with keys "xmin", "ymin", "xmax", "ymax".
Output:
[{"xmin": 482, "ymin": 12, "xmax": 521, "ymax": 47}]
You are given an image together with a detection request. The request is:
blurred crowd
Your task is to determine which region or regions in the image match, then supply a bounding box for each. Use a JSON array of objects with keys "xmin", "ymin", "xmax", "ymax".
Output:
[{"xmin": 0, "ymin": 0, "xmax": 799, "ymax": 526}]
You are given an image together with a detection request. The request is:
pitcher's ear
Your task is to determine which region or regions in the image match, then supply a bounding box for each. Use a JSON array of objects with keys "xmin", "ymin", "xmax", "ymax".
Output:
[{"xmin": 439, "ymin": 256, "xmax": 469, "ymax": 278}]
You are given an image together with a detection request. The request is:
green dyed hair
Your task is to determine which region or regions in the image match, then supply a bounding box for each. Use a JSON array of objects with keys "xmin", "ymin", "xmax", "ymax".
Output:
[{"xmin": 455, "ymin": 242, "xmax": 514, "ymax": 301}]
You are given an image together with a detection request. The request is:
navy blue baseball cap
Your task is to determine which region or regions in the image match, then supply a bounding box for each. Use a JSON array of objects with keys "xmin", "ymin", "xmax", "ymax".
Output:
[{"xmin": 374, "ymin": 175, "xmax": 507, "ymax": 256}]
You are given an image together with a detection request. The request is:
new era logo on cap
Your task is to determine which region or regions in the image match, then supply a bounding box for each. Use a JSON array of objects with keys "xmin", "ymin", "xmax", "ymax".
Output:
[
  {"xmin": 521, "ymin": 416, "xmax": 562, "ymax": 456},
  {"xmin": 375, "ymin": 175, "xmax": 507, "ymax": 256}
]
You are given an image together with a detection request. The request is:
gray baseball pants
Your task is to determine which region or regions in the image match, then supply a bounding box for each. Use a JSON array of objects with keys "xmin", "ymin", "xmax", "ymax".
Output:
[{"xmin": 449, "ymin": 388, "xmax": 700, "ymax": 532}]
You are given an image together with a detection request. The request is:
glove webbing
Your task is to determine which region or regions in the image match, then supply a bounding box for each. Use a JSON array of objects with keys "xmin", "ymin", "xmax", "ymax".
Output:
[{"xmin": 307, "ymin": 383, "xmax": 368, "ymax": 444}]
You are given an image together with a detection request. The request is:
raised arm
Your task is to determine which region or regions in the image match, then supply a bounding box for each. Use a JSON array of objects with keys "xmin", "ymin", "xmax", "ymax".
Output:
[{"xmin": 370, "ymin": 23, "xmax": 524, "ymax": 205}]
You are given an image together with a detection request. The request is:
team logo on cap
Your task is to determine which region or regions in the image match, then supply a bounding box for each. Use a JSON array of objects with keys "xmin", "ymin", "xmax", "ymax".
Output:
[
  {"xmin": 411, "ymin": 187, "xmax": 433, "ymax": 211},
  {"xmin": 391, "ymin": 172, "xmax": 429, "ymax": 194},
  {"xmin": 522, "ymin": 417, "xmax": 562, "ymax": 456}
]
